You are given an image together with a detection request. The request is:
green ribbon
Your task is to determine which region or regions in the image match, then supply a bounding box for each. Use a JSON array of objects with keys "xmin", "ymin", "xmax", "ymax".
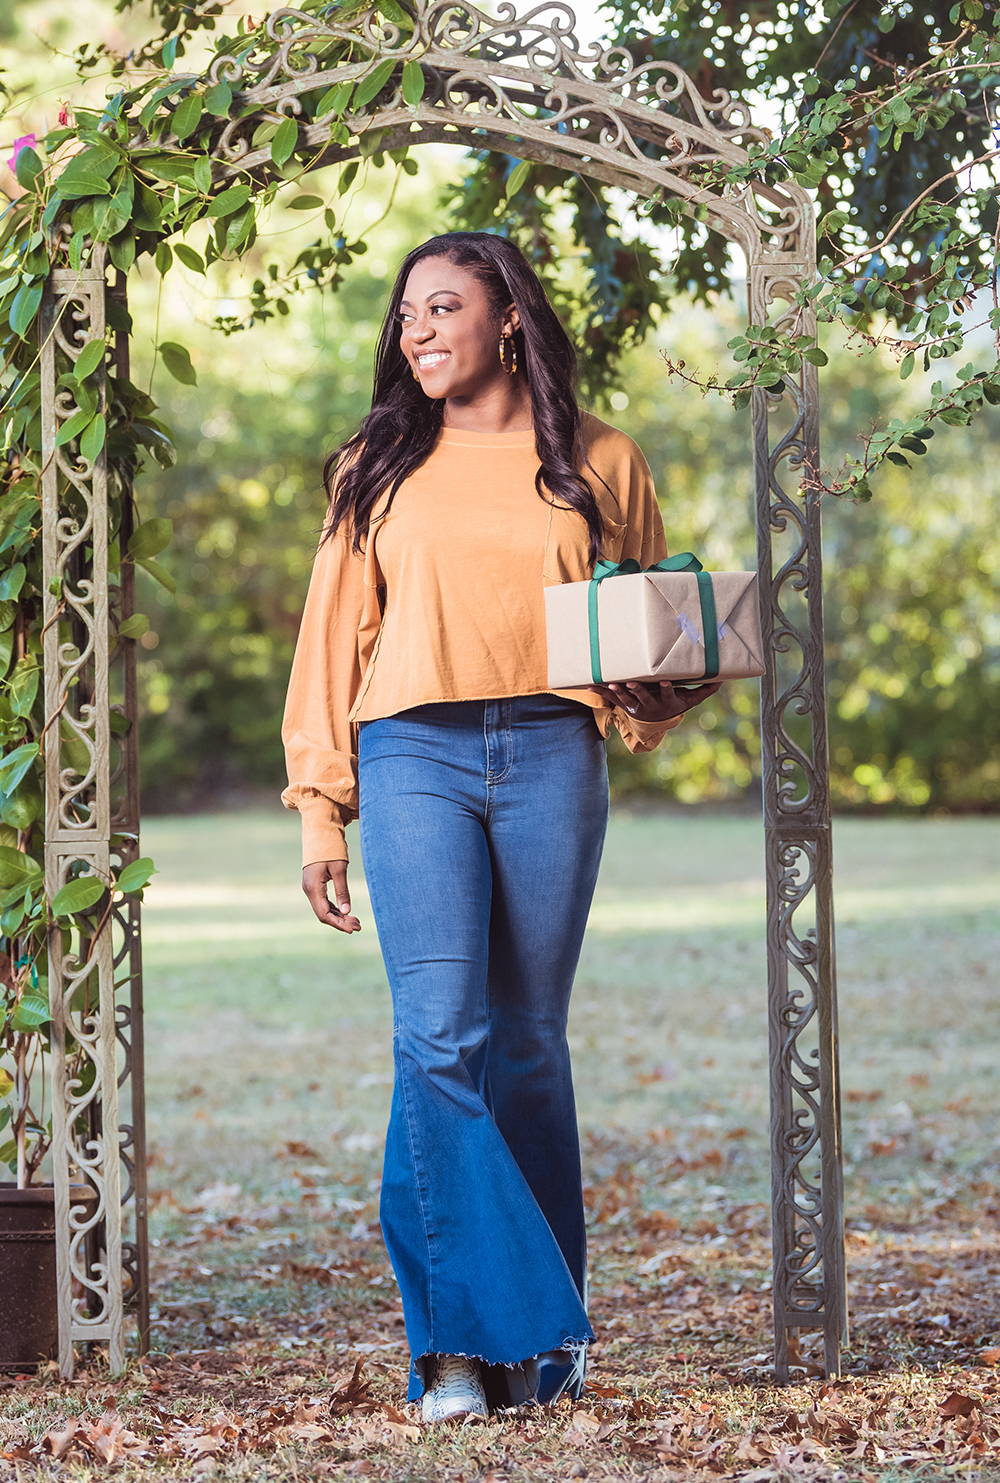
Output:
[{"xmin": 587, "ymin": 551, "xmax": 720, "ymax": 685}]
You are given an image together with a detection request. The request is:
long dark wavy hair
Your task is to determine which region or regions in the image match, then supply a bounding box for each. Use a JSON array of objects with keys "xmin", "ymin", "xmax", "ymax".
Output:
[{"xmin": 319, "ymin": 231, "xmax": 616, "ymax": 569}]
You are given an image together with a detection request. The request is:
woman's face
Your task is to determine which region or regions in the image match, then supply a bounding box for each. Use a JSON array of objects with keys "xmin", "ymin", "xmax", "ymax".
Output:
[{"xmin": 397, "ymin": 256, "xmax": 520, "ymax": 398}]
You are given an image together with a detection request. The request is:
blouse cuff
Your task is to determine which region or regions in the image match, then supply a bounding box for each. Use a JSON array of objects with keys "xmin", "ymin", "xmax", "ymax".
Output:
[
  {"xmin": 615, "ymin": 707, "xmax": 686, "ymax": 753},
  {"xmin": 282, "ymin": 787, "xmax": 353, "ymax": 869}
]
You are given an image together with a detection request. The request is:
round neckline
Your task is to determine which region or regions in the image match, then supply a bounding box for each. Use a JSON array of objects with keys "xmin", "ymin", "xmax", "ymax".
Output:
[{"xmin": 436, "ymin": 423, "xmax": 536, "ymax": 448}]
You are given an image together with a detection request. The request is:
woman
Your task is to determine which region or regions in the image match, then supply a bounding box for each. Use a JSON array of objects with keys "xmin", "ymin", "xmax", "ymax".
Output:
[{"xmin": 280, "ymin": 231, "xmax": 722, "ymax": 1423}]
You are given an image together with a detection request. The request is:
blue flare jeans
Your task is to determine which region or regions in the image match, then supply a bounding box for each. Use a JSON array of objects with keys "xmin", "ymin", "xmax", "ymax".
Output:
[{"xmin": 357, "ymin": 692, "xmax": 610, "ymax": 1411}]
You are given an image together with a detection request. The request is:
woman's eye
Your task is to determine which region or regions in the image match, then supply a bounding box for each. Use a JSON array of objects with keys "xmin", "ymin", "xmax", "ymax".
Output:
[{"xmin": 397, "ymin": 305, "xmax": 451, "ymax": 322}]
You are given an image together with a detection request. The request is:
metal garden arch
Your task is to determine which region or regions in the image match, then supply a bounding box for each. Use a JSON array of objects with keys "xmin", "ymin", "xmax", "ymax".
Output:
[{"xmin": 40, "ymin": 0, "xmax": 845, "ymax": 1380}]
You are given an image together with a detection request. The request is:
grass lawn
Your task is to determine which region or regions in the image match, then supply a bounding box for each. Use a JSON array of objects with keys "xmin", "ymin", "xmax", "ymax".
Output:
[{"xmin": 1, "ymin": 805, "xmax": 997, "ymax": 1479}]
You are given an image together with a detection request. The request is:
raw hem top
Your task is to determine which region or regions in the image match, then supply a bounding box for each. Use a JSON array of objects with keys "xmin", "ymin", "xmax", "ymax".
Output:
[{"xmin": 280, "ymin": 410, "xmax": 685, "ymax": 867}]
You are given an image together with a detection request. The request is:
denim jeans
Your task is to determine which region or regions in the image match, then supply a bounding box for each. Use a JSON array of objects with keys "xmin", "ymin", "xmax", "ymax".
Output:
[{"xmin": 357, "ymin": 692, "xmax": 610, "ymax": 1411}]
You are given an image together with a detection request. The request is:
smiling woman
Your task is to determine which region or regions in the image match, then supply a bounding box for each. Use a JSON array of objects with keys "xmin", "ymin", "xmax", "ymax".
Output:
[
  {"xmin": 397, "ymin": 258, "xmax": 533, "ymax": 430},
  {"xmin": 279, "ymin": 230, "xmax": 720, "ymax": 1423}
]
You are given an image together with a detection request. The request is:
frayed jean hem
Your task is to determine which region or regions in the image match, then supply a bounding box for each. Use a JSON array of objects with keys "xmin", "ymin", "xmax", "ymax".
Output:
[{"xmin": 408, "ymin": 1333, "xmax": 592, "ymax": 1409}]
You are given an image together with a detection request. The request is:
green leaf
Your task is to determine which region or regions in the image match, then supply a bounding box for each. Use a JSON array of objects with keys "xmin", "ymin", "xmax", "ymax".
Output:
[
  {"xmin": 127, "ymin": 517, "xmax": 172, "ymax": 560},
  {"xmin": 224, "ymin": 203, "xmax": 255, "ymax": 253},
  {"xmin": 108, "ymin": 231, "xmax": 136, "ymax": 273},
  {"xmin": 271, "ymin": 116, "xmax": 298, "ymax": 167},
  {"xmin": 802, "ymin": 347, "xmax": 828, "ymax": 366},
  {"xmin": 0, "ymin": 563, "xmax": 25, "ymax": 602},
  {"xmin": 10, "ymin": 994, "xmax": 50, "ymax": 1032},
  {"xmin": 70, "ymin": 376, "xmax": 98, "ymax": 416},
  {"xmin": 204, "ymin": 81, "xmax": 233, "ymax": 117},
  {"xmin": 118, "ymin": 613, "xmax": 150, "ymax": 639},
  {"xmin": 314, "ymin": 81, "xmax": 354, "ymax": 119},
  {"xmin": 74, "ymin": 337, "xmax": 106, "ymax": 380},
  {"xmin": 900, "ymin": 351, "xmax": 915, "ymax": 380},
  {"xmin": 402, "ymin": 59, "xmax": 425, "ymax": 106},
  {"xmin": 161, "ymin": 35, "xmax": 179, "ymax": 67},
  {"xmin": 155, "ymin": 240, "xmax": 173, "ymax": 275},
  {"xmin": 172, "ymin": 91, "xmax": 203, "ymax": 142},
  {"xmin": 352, "ymin": 58, "xmax": 397, "ymax": 110},
  {"xmin": 135, "ymin": 555, "xmax": 176, "ymax": 594},
  {"xmin": 54, "ymin": 407, "xmax": 93, "ymax": 447},
  {"xmin": 15, "ymin": 145, "xmax": 44, "ymax": 191},
  {"xmin": 288, "ymin": 194, "xmax": 323, "ymax": 210},
  {"xmin": 818, "ymin": 209, "xmax": 848, "ymax": 238},
  {"xmin": 193, "ymin": 154, "xmax": 213, "ymax": 194},
  {"xmin": 106, "ymin": 170, "xmax": 134, "ymax": 220},
  {"xmin": 135, "ymin": 152, "xmax": 197, "ymax": 186},
  {"xmin": 9, "ymin": 280, "xmax": 43, "ymax": 339},
  {"xmin": 51, "ymin": 875, "xmax": 106, "ymax": 917},
  {"xmin": 173, "ymin": 242, "xmax": 205, "ymax": 273},
  {"xmin": 79, "ymin": 413, "xmax": 107, "ymax": 463},
  {"xmin": 0, "ymin": 743, "xmax": 38, "ymax": 794},
  {"xmin": 9, "ymin": 657, "xmax": 39, "ymax": 718},
  {"xmin": 0, "ymin": 902, "xmax": 25, "ymax": 936},
  {"xmin": 158, "ymin": 341, "xmax": 197, "ymax": 385},
  {"xmin": 56, "ymin": 144, "xmax": 119, "ymax": 199},
  {"xmin": 55, "ymin": 171, "xmax": 114, "ymax": 200},
  {"xmin": 117, "ymin": 856, "xmax": 157, "ymax": 893},
  {"xmin": 0, "ymin": 844, "xmax": 42, "ymax": 888},
  {"xmin": 207, "ymin": 183, "xmax": 251, "ymax": 218},
  {"xmin": 885, "ymin": 450, "xmax": 910, "ymax": 466},
  {"xmin": 139, "ymin": 81, "xmax": 182, "ymax": 130},
  {"xmin": 503, "ymin": 159, "xmax": 531, "ymax": 200},
  {"xmin": 132, "ymin": 180, "xmax": 165, "ymax": 231}
]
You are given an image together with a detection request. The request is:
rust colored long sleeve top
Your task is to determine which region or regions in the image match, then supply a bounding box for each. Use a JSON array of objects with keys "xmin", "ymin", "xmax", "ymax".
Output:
[{"xmin": 280, "ymin": 410, "xmax": 686, "ymax": 868}]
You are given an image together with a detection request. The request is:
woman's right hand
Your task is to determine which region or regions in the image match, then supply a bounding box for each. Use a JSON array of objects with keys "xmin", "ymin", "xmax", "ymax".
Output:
[{"xmin": 302, "ymin": 860, "xmax": 362, "ymax": 933}]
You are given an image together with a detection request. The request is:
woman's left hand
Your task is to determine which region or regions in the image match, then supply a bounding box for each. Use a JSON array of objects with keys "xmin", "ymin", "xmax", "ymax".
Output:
[{"xmin": 592, "ymin": 678, "xmax": 723, "ymax": 722}]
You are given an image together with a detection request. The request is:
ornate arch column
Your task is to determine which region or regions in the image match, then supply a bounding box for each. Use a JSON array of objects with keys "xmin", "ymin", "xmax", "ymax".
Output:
[{"xmin": 40, "ymin": 0, "xmax": 843, "ymax": 1381}]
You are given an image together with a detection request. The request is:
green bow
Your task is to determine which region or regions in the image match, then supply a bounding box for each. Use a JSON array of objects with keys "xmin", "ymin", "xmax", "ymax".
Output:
[{"xmin": 588, "ymin": 551, "xmax": 720, "ymax": 685}]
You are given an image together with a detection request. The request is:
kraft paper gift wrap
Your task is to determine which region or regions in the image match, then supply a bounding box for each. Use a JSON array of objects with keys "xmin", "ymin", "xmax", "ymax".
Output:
[{"xmin": 544, "ymin": 553, "xmax": 767, "ymax": 689}]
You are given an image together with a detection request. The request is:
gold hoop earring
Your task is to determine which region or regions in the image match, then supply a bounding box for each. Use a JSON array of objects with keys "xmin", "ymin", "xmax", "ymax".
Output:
[{"xmin": 499, "ymin": 332, "xmax": 518, "ymax": 375}]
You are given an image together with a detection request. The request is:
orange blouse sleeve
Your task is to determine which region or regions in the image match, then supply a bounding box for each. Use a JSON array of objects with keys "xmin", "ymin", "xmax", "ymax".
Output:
[
  {"xmin": 280, "ymin": 489, "xmax": 383, "ymax": 869},
  {"xmin": 596, "ymin": 436, "xmax": 687, "ymax": 754}
]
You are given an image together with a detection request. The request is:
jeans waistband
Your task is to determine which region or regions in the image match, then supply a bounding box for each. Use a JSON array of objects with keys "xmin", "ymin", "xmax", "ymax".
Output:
[{"xmin": 361, "ymin": 692, "xmax": 590, "ymax": 727}]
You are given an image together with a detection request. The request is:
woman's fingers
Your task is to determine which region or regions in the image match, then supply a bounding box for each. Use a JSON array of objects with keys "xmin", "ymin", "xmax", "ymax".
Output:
[
  {"xmin": 602, "ymin": 680, "xmax": 651, "ymax": 713},
  {"xmin": 594, "ymin": 677, "xmax": 725, "ymax": 720},
  {"xmin": 670, "ymin": 680, "xmax": 724, "ymax": 709},
  {"xmin": 301, "ymin": 861, "xmax": 362, "ymax": 932},
  {"xmin": 328, "ymin": 862, "xmax": 362, "ymax": 930}
]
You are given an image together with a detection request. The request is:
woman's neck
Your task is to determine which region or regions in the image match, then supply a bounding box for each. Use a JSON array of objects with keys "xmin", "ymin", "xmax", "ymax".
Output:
[{"xmin": 439, "ymin": 391, "xmax": 533, "ymax": 434}]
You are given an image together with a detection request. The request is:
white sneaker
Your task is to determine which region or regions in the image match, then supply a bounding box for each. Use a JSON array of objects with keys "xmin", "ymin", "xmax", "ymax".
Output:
[{"xmin": 420, "ymin": 1353, "xmax": 489, "ymax": 1422}]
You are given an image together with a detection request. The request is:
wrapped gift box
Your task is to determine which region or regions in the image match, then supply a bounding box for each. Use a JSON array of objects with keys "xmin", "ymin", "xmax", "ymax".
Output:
[{"xmin": 544, "ymin": 555, "xmax": 767, "ymax": 689}]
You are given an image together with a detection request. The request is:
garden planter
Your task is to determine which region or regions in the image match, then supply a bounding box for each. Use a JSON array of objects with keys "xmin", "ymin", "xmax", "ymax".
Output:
[{"xmin": 0, "ymin": 1182, "xmax": 98, "ymax": 1370}]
